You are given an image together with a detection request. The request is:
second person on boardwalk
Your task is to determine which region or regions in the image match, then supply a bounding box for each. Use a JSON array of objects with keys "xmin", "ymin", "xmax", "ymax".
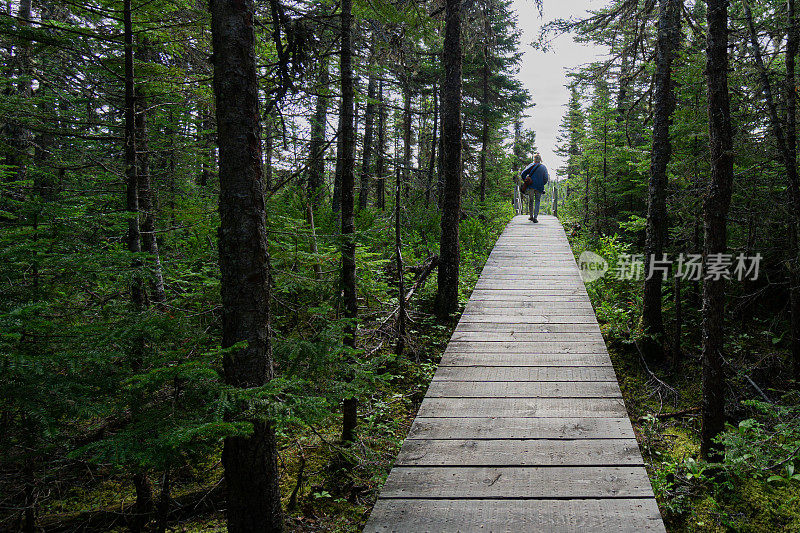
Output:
[{"xmin": 520, "ymin": 153, "xmax": 549, "ymax": 223}]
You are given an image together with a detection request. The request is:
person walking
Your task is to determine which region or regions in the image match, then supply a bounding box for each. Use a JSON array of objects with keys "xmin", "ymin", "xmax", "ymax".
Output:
[{"xmin": 520, "ymin": 153, "xmax": 549, "ymax": 223}]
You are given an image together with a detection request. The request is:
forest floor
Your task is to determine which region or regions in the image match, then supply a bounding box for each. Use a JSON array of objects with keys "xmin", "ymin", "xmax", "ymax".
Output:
[{"xmin": 567, "ymin": 230, "xmax": 800, "ymax": 533}]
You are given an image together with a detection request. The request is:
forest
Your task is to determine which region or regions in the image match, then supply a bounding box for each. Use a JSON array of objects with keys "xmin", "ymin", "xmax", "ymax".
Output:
[{"xmin": 1, "ymin": 0, "xmax": 800, "ymax": 531}]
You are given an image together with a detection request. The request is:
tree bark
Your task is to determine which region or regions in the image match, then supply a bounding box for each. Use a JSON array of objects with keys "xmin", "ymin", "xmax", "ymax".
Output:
[
  {"xmin": 264, "ymin": 113, "xmax": 273, "ymax": 191},
  {"xmin": 130, "ymin": 472, "xmax": 153, "ymax": 533},
  {"xmin": 209, "ymin": 0, "xmax": 283, "ymax": 530},
  {"xmin": 395, "ymin": 165, "xmax": 406, "ymax": 356},
  {"xmin": 309, "ymin": 60, "xmax": 329, "ymax": 200},
  {"xmin": 358, "ymin": 46, "xmax": 377, "ymax": 210},
  {"xmin": 332, "ymin": 115, "xmax": 343, "ymax": 214},
  {"xmin": 701, "ymin": 0, "xmax": 734, "ymax": 460},
  {"xmin": 435, "ymin": 0, "xmax": 463, "ymax": 318},
  {"xmin": 426, "ymin": 84, "xmax": 438, "ymax": 204},
  {"xmin": 135, "ymin": 41, "xmax": 166, "ymax": 306},
  {"xmin": 673, "ymin": 274, "xmax": 682, "ymax": 366},
  {"xmin": 641, "ymin": 0, "xmax": 682, "ymax": 361},
  {"xmin": 375, "ymin": 80, "xmax": 386, "ymax": 210},
  {"xmin": 124, "ymin": 0, "xmax": 144, "ymax": 310},
  {"xmin": 339, "ymin": 0, "xmax": 358, "ymax": 443},
  {"xmin": 402, "ymin": 84, "xmax": 412, "ymax": 198},
  {"xmin": 479, "ymin": 17, "xmax": 491, "ymax": 203}
]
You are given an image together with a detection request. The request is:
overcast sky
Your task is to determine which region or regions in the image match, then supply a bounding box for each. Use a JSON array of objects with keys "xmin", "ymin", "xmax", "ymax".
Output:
[{"xmin": 510, "ymin": 0, "xmax": 607, "ymax": 178}]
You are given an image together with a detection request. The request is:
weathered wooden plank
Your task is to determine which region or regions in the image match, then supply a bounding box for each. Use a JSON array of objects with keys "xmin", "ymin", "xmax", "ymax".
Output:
[
  {"xmin": 467, "ymin": 294, "xmax": 592, "ymax": 302},
  {"xmin": 463, "ymin": 302, "xmax": 595, "ymax": 311},
  {"xmin": 395, "ymin": 439, "xmax": 643, "ymax": 467},
  {"xmin": 432, "ymin": 366, "xmax": 617, "ymax": 382},
  {"xmin": 407, "ymin": 417, "xmax": 636, "ymax": 440},
  {"xmin": 455, "ymin": 322, "xmax": 601, "ymax": 333},
  {"xmin": 379, "ymin": 466, "xmax": 654, "ymax": 499},
  {"xmin": 417, "ymin": 397, "xmax": 628, "ymax": 418},
  {"xmin": 425, "ymin": 381, "xmax": 622, "ymax": 398},
  {"xmin": 365, "ymin": 498, "xmax": 666, "ymax": 532},
  {"xmin": 440, "ymin": 352, "xmax": 613, "ymax": 367},
  {"xmin": 462, "ymin": 305, "xmax": 596, "ymax": 313},
  {"xmin": 458, "ymin": 314, "xmax": 598, "ymax": 323},
  {"xmin": 444, "ymin": 340, "xmax": 609, "ymax": 353},
  {"xmin": 450, "ymin": 331, "xmax": 606, "ymax": 343}
]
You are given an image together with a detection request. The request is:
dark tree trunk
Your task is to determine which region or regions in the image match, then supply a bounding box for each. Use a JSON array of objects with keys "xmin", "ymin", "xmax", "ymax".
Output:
[
  {"xmin": 583, "ymin": 169, "xmax": 590, "ymax": 230},
  {"xmin": 641, "ymin": 0, "xmax": 682, "ymax": 360},
  {"xmin": 339, "ymin": 0, "xmax": 358, "ymax": 443},
  {"xmin": 199, "ymin": 104, "xmax": 215, "ymax": 186},
  {"xmin": 135, "ymin": 41, "xmax": 166, "ymax": 306},
  {"xmin": 479, "ymin": 35, "xmax": 490, "ymax": 202},
  {"xmin": 395, "ymin": 166, "xmax": 406, "ymax": 356},
  {"xmin": 375, "ymin": 80, "xmax": 386, "ymax": 210},
  {"xmin": 436, "ymin": 128, "xmax": 445, "ymax": 209},
  {"xmin": 435, "ymin": 0, "xmax": 463, "ymax": 318},
  {"xmin": 787, "ymin": 0, "xmax": 800, "ymax": 382},
  {"xmin": 333, "ymin": 115, "xmax": 343, "ymax": 214},
  {"xmin": 309, "ymin": 61, "xmax": 329, "ymax": 200},
  {"xmin": 701, "ymin": 0, "xmax": 734, "ymax": 460},
  {"xmin": 358, "ymin": 50, "xmax": 377, "ymax": 210},
  {"xmin": 402, "ymin": 85, "xmax": 412, "ymax": 198},
  {"xmin": 130, "ymin": 473, "xmax": 153, "ymax": 533},
  {"xmin": 264, "ymin": 114, "xmax": 273, "ymax": 191},
  {"xmin": 209, "ymin": 0, "xmax": 283, "ymax": 530},
  {"xmin": 673, "ymin": 274, "xmax": 682, "ymax": 366},
  {"xmin": 124, "ymin": 0, "xmax": 144, "ymax": 310},
  {"xmin": 155, "ymin": 468, "xmax": 170, "ymax": 533},
  {"xmin": 426, "ymin": 84, "xmax": 438, "ymax": 204}
]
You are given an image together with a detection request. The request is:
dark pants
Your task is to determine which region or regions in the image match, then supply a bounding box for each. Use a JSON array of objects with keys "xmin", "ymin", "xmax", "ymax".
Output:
[{"xmin": 527, "ymin": 189, "xmax": 542, "ymax": 219}]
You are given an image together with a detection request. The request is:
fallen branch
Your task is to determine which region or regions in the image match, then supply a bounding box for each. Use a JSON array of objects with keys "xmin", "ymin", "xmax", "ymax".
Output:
[
  {"xmin": 638, "ymin": 407, "xmax": 700, "ymax": 422},
  {"xmin": 377, "ymin": 255, "xmax": 439, "ymax": 333},
  {"xmin": 404, "ymin": 255, "xmax": 439, "ymax": 304}
]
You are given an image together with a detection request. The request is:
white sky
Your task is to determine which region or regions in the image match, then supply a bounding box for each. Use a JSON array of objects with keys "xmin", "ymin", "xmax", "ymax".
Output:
[{"xmin": 510, "ymin": 0, "xmax": 607, "ymax": 178}]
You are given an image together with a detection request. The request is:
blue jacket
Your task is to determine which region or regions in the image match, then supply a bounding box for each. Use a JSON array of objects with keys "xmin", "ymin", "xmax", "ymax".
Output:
[{"xmin": 521, "ymin": 162, "xmax": 549, "ymax": 193}]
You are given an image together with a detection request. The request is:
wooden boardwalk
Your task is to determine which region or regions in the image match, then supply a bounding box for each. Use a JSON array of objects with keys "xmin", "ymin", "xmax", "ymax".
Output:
[{"xmin": 364, "ymin": 215, "xmax": 665, "ymax": 532}]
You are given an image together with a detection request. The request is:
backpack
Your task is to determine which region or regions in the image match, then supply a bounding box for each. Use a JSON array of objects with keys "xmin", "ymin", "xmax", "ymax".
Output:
[{"xmin": 519, "ymin": 163, "xmax": 540, "ymax": 194}]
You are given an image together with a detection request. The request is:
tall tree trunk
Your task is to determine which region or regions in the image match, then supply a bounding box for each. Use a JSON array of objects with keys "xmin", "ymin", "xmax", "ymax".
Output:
[
  {"xmin": 135, "ymin": 41, "xmax": 166, "ymax": 306},
  {"xmin": 435, "ymin": 0, "xmax": 463, "ymax": 318},
  {"xmin": 641, "ymin": 0, "xmax": 682, "ymax": 360},
  {"xmin": 209, "ymin": 0, "xmax": 283, "ymax": 530},
  {"xmin": 308, "ymin": 60, "xmax": 329, "ymax": 200},
  {"xmin": 786, "ymin": 0, "xmax": 800, "ymax": 382},
  {"xmin": 479, "ymin": 34, "xmax": 490, "ymax": 202},
  {"xmin": 402, "ymin": 84, "xmax": 412, "ymax": 198},
  {"xmin": 124, "ymin": 0, "xmax": 144, "ymax": 309},
  {"xmin": 426, "ymin": 84, "xmax": 438, "ymax": 204},
  {"xmin": 332, "ymin": 115, "xmax": 343, "ymax": 214},
  {"xmin": 264, "ymin": 113, "xmax": 273, "ymax": 191},
  {"xmin": 395, "ymin": 165, "xmax": 405, "ymax": 356},
  {"xmin": 673, "ymin": 274, "xmax": 682, "ymax": 366},
  {"xmin": 123, "ymin": 9, "xmax": 151, "ymax": 530},
  {"xmin": 701, "ymin": 0, "xmax": 734, "ymax": 460},
  {"xmin": 339, "ymin": 0, "xmax": 358, "ymax": 443},
  {"xmin": 358, "ymin": 48, "xmax": 377, "ymax": 210},
  {"xmin": 375, "ymin": 80, "xmax": 386, "ymax": 210}
]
